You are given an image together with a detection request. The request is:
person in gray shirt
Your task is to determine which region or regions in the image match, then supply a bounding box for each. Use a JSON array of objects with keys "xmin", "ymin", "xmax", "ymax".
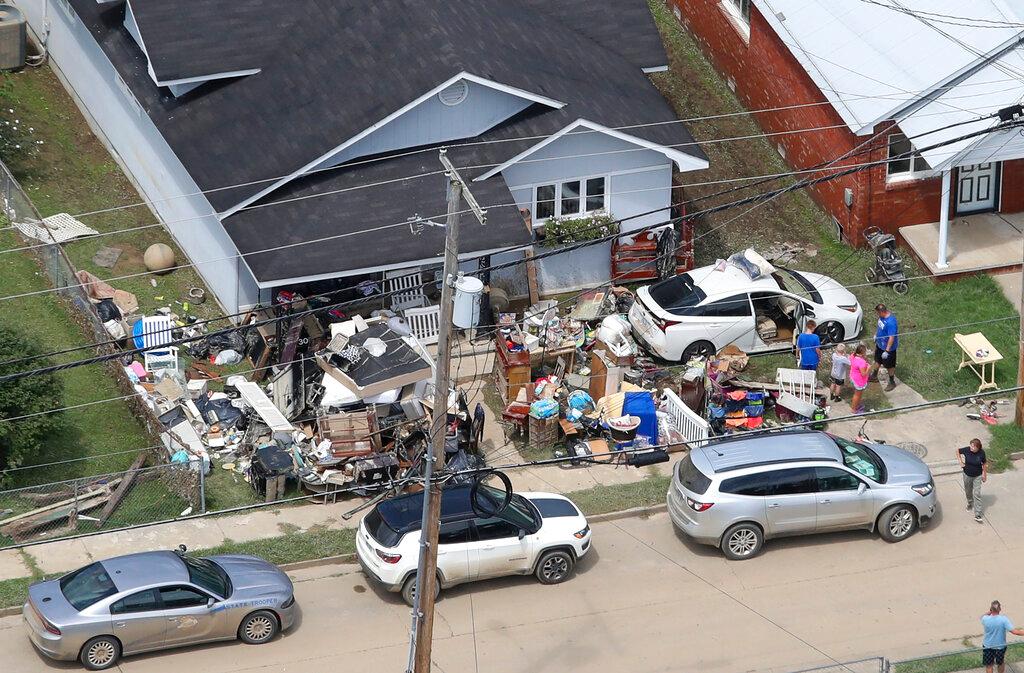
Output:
[{"xmin": 829, "ymin": 343, "xmax": 851, "ymax": 402}]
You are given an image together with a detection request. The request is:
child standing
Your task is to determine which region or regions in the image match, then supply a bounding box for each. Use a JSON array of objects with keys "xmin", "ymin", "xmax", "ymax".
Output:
[
  {"xmin": 849, "ymin": 343, "xmax": 870, "ymax": 414},
  {"xmin": 829, "ymin": 343, "xmax": 851, "ymax": 402},
  {"xmin": 796, "ymin": 320, "xmax": 821, "ymax": 372}
]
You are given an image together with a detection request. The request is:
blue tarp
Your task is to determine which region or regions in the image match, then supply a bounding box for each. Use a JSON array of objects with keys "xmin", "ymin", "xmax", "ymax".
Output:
[{"xmin": 622, "ymin": 392, "xmax": 657, "ymax": 442}]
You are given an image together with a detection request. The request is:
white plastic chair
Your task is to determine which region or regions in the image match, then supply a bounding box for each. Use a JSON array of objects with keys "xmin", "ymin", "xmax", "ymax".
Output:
[
  {"xmin": 385, "ymin": 269, "xmax": 427, "ymax": 312},
  {"xmin": 140, "ymin": 315, "xmax": 179, "ymax": 373},
  {"xmin": 404, "ymin": 304, "xmax": 441, "ymax": 345}
]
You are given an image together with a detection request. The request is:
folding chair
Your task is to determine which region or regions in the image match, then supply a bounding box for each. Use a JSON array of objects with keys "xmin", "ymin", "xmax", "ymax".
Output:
[{"xmin": 403, "ymin": 304, "xmax": 441, "ymax": 345}]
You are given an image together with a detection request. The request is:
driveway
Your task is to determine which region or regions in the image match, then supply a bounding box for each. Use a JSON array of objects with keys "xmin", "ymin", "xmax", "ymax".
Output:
[{"xmin": 2, "ymin": 469, "xmax": 1022, "ymax": 672}]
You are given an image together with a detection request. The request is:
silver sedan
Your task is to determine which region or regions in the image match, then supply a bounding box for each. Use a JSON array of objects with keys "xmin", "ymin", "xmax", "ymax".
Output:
[{"xmin": 23, "ymin": 547, "xmax": 296, "ymax": 670}]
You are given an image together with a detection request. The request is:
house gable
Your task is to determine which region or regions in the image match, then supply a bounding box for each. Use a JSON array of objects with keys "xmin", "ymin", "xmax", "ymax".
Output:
[
  {"xmin": 222, "ymin": 72, "xmax": 565, "ymax": 218},
  {"xmin": 478, "ymin": 119, "xmax": 708, "ymax": 183}
]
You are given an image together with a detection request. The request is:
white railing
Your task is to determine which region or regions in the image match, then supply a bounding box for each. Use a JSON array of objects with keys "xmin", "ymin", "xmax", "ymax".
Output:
[
  {"xmin": 661, "ymin": 389, "xmax": 711, "ymax": 448},
  {"xmin": 776, "ymin": 367, "xmax": 817, "ymax": 405}
]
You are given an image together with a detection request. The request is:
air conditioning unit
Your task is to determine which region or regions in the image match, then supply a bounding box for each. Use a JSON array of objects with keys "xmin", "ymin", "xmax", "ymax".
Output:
[{"xmin": 0, "ymin": 4, "xmax": 26, "ymax": 72}]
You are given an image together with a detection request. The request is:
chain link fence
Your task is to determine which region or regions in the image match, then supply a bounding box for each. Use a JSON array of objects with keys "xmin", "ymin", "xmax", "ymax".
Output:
[{"xmin": 0, "ymin": 461, "xmax": 203, "ymax": 549}]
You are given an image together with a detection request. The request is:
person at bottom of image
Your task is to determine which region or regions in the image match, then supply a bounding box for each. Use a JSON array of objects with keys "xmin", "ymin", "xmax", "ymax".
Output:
[{"xmin": 982, "ymin": 600, "xmax": 1024, "ymax": 673}]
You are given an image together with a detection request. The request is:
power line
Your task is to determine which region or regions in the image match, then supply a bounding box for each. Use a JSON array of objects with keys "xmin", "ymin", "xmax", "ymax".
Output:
[{"xmin": 0, "ymin": 114, "xmax": 1016, "ymax": 383}]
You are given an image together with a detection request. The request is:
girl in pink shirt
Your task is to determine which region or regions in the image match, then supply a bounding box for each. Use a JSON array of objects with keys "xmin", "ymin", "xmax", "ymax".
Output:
[{"xmin": 849, "ymin": 344, "xmax": 870, "ymax": 414}]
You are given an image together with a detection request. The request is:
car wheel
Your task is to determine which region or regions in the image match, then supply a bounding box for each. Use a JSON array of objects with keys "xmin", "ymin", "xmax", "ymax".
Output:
[
  {"xmin": 238, "ymin": 610, "xmax": 280, "ymax": 644},
  {"xmin": 720, "ymin": 523, "xmax": 763, "ymax": 560},
  {"xmin": 682, "ymin": 340, "xmax": 715, "ymax": 362},
  {"xmin": 402, "ymin": 574, "xmax": 440, "ymax": 607},
  {"xmin": 535, "ymin": 549, "xmax": 575, "ymax": 584},
  {"xmin": 878, "ymin": 504, "xmax": 917, "ymax": 542},
  {"xmin": 80, "ymin": 636, "xmax": 121, "ymax": 671},
  {"xmin": 816, "ymin": 321, "xmax": 845, "ymax": 345}
]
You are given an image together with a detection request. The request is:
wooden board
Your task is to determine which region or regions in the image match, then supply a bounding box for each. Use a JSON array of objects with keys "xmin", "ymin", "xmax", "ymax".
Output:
[
  {"xmin": 524, "ymin": 249, "xmax": 539, "ymax": 305},
  {"xmin": 96, "ymin": 453, "xmax": 148, "ymax": 527}
]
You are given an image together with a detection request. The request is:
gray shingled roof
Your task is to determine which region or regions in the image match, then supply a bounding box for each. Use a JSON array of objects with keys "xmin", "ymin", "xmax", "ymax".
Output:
[{"xmin": 70, "ymin": 0, "xmax": 704, "ymax": 284}]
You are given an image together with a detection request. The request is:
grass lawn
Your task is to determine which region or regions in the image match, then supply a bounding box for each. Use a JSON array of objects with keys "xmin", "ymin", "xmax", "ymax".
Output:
[
  {"xmin": 988, "ymin": 423, "xmax": 1024, "ymax": 472},
  {"xmin": 894, "ymin": 644, "xmax": 1024, "ymax": 673},
  {"xmin": 647, "ymin": 1, "xmax": 1019, "ymax": 403},
  {"xmin": 565, "ymin": 473, "xmax": 671, "ymax": 516},
  {"xmin": 0, "ymin": 66, "xmax": 222, "ymax": 491}
]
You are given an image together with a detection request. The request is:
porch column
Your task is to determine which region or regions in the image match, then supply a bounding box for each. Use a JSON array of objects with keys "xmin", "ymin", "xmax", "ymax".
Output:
[{"xmin": 936, "ymin": 168, "xmax": 952, "ymax": 269}]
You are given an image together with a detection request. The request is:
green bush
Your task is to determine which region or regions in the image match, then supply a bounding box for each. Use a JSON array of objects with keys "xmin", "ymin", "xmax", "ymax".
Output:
[
  {"xmin": 0, "ymin": 326, "xmax": 64, "ymax": 475},
  {"xmin": 540, "ymin": 212, "xmax": 619, "ymax": 247}
]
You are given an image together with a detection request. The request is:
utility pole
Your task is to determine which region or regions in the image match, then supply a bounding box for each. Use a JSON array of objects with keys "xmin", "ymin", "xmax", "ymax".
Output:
[
  {"xmin": 407, "ymin": 149, "xmax": 486, "ymax": 673},
  {"xmin": 1016, "ymin": 232, "xmax": 1024, "ymax": 426}
]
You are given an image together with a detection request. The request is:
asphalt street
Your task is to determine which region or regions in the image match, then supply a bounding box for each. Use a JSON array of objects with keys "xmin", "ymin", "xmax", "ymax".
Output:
[{"xmin": 4, "ymin": 469, "xmax": 1024, "ymax": 673}]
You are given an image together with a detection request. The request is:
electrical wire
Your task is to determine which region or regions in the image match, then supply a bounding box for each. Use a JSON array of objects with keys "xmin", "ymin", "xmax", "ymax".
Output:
[{"xmin": 1, "ymin": 114, "xmax": 1018, "ymax": 384}]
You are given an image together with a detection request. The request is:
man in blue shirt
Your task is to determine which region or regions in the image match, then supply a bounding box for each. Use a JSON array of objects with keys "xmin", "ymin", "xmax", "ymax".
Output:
[
  {"xmin": 982, "ymin": 600, "xmax": 1024, "ymax": 673},
  {"xmin": 796, "ymin": 319, "xmax": 821, "ymax": 372},
  {"xmin": 869, "ymin": 303, "xmax": 899, "ymax": 391}
]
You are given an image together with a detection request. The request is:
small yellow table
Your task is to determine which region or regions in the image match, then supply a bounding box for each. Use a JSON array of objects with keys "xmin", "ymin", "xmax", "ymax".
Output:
[{"xmin": 954, "ymin": 332, "xmax": 1003, "ymax": 393}]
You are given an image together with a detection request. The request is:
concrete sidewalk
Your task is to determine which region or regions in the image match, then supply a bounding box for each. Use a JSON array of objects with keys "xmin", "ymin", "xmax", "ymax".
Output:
[{"xmin": 0, "ymin": 356, "xmax": 1008, "ymax": 586}]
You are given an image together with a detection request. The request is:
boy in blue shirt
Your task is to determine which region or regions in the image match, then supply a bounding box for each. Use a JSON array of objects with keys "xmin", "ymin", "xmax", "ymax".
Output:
[
  {"xmin": 982, "ymin": 600, "xmax": 1024, "ymax": 673},
  {"xmin": 796, "ymin": 320, "xmax": 821, "ymax": 372},
  {"xmin": 869, "ymin": 303, "xmax": 899, "ymax": 391}
]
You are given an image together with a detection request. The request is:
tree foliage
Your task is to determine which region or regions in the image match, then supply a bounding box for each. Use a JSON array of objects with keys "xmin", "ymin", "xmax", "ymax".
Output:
[{"xmin": 0, "ymin": 326, "xmax": 63, "ymax": 472}]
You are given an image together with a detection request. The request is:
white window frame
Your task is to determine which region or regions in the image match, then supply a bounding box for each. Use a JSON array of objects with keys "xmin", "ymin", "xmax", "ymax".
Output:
[
  {"xmin": 531, "ymin": 174, "xmax": 609, "ymax": 227},
  {"xmin": 720, "ymin": 0, "xmax": 751, "ymax": 41},
  {"xmin": 886, "ymin": 133, "xmax": 934, "ymax": 183}
]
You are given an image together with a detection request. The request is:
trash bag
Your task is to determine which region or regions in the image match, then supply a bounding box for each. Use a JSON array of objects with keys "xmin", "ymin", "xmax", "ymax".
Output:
[
  {"xmin": 96, "ymin": 298, "xmax": 121, "ymax": 322},
  {"xmin": 214, "ymin": 349, "xmax": 243, "ymax": 365},
  {"xmin": 207, "ymin": 330, "xmax": 246, "ymax": 354},
  {"xmin": 445, "ymin": 449, "xmax": 485, "ymax": 484},
  {"xmin": 194, "ymin": 395, "xmax": 243, "ymax": 428}
]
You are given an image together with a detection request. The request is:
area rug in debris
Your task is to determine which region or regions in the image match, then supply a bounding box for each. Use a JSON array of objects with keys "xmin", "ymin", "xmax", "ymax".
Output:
[{"xmin": 14, "ymin": 212, "xmax": 98, "ymax": 243}]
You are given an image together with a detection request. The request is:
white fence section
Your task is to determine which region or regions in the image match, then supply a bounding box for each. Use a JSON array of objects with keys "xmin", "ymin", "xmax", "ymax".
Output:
[
  {"xmin": 660, "ymin": 389, "xmax": 711, "ymax": 448},
  {"xmin": 385, "ymin": 269, "xmax": 427, "ymax": 312},
  {"xmin": 404, "ymin": 304, "xmax": 441, "ymax": 345},
  {"xmin": 776, "ymin": 367, "xmax": 817, "ymax": 405}
]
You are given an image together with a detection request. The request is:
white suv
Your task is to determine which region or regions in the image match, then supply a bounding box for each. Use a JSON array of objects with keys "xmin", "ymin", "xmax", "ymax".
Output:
[{"xmin": 356, "ymin": 484, "xmax": 592, "ymax": 605}]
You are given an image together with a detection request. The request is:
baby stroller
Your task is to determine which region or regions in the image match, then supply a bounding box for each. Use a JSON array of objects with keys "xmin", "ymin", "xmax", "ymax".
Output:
[{"xmin": 863, "ymin": 227, "xmax": 909, "ymax": 295}]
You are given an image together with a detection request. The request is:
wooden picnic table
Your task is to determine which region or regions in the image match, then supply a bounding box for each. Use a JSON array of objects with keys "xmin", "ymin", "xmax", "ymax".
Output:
[{"xmin": 954, "ymin": 332, "xmax": 1002, "ymax": 393}]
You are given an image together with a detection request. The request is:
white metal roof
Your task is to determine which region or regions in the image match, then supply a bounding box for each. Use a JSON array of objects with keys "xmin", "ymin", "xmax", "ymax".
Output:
[{"xmin": 755, "ymin": 0, "xmax": 1024, "ymax": 135}]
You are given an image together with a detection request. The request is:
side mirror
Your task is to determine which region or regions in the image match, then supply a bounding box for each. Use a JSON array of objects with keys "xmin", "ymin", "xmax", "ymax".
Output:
[
  {"xmin": 518, "ymin": 528, "xmax": 526, "ymax": 540},
  {"xmin": 207, "ymin": 597, "xmax": 216, "ymax": 607},
  {"xmin": 857, "ymin": 482, "xmax": 867, "ymax": 495}
]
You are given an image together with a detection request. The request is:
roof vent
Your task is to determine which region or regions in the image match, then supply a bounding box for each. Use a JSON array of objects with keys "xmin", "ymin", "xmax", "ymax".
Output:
[{"xmin": 438, "ymin": 80, "xmax": 468, "ymax": 107}]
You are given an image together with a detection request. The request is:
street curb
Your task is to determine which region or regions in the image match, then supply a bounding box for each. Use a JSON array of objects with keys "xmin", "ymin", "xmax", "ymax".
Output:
[
  {"xmin": 0, "ymin": 605, "xmax": 19, "ymax": 618},
  {"xmin": 588, "ymin": 503, "xmax": 668, "ymax": 523},
  {"xmin": 279, "ymin": 553, "xmax": 356, "ymax": 572}
]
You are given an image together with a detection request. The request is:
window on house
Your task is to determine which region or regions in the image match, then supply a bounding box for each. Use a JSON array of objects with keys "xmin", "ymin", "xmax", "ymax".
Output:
[
  {"xmin": 561, "ymin": 180, "xmax": 581, "ymax": 216},
  {"xmin": 586, "ymin": 177, "xmax": 606, "ymax": 211},
  {"xmin": 886, "ymin": 134, "xmax": 931, "ymax": 179},
  {"xmin": 533, "ymin": 177, "xmax": 608, "ymax": 224},
  {"xmin": 535, "ymin": 184, "xmax": 556, "ymax": 220},
  {"xmin": 726, "ymin": 0, "xmax": 751, "ymax": 23}
]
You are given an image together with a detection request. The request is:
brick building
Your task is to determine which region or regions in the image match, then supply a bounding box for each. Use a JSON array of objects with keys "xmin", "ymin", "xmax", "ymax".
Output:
[{"xmin": 668, "ymin": 0, "xmax": 1024, "ymax": 275}]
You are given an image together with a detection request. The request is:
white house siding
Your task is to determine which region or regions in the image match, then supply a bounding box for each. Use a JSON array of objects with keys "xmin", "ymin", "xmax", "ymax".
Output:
[
  {"xmin": 494, "ymin": 131, "xmax": 674, "ymax": 296},
  {"xmin": 16, "ymin": 0, "xmax": 260, "ymax": 315},
  {"xmin": 314, "ymin": 80, "xmax": 534, "ymax": 171}
]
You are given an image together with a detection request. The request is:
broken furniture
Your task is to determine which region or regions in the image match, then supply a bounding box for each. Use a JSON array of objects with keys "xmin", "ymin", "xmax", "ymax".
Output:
[
  {"xmin": 249, "ymin": 444, "xmax": 294, "ymax": 503},
  {"xmin": 494, "ymin": 334, "xmax": 531, "ymax": 404},
  {"xmin": 317, "ymin": 408, "xmax": 380, "ymax": 457},
  {"xmin": 404, "ymin": 304, "xmax": 442, "ymax": 345},
  {"xmin": 317, "ymin": 322, "xmax": 432, "ymax": 398},
  {"xmin": 775, "ymin": 368, "xmax": 818, "ymax": 405},
  {"xmin": 954, "ymin": 332, "xmax": 1003, "ymax": 393}
]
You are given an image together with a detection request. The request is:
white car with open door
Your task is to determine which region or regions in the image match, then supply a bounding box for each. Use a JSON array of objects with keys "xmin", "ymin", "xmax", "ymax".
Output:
[{"xmin": 629, "ymin": 261, "xmax": 862, "ymax": 362}]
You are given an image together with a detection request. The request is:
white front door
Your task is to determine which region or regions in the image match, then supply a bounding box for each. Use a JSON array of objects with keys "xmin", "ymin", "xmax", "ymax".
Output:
[{"xmin": 956, "ymin": 162, "xmax": 999, "ymax": 214}]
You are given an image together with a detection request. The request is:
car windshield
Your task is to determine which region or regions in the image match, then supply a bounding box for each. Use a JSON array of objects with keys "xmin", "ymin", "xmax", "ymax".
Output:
[
  {"xmin": 773, "ymin": 268, "xmax": 822, "ymax": 303},
  {"xmin": 59, "ymin": 562, "xmax": 118, "ymax": 611},
  {"xmin": 183, "ymin": 556, "xmax": 231, "ymax": 598},
  {"xmin": 832, "ymin": 436, "xmax": 886, "ymax": 482},
  {"xmin": 648, "ymin": 273, "xmax": 706, "ymax": 311}
]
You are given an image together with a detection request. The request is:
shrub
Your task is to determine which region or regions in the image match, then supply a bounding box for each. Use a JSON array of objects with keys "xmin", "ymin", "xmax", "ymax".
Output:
[
  {"xmin": 539, "ymin": 211, "xmax": 619, "ymax": 247},
  {"xmin": 0, "ymin": 326, "xmax": 64, "ymax": 474}
]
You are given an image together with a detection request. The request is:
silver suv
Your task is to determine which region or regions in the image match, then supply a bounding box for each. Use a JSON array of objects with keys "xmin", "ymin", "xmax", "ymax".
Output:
[{"xmin": 667, "ymin": 430, "xmax": 937, "ymax": 560}]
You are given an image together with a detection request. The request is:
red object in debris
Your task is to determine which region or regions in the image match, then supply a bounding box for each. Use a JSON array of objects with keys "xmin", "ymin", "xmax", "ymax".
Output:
[{"xmin": 610, "ymin": 214, "xmax": 694, "ymax": 282}]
